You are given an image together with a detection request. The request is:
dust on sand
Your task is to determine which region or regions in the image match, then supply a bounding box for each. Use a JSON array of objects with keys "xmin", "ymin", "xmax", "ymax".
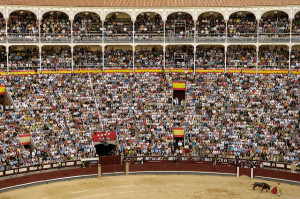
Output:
[{"xmin": 0, "ymin": 175, "xmax": 299, "ymax": 199}]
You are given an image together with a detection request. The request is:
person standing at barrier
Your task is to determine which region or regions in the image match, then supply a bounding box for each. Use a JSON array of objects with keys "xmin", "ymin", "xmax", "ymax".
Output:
[{"xmin": 277, "ymin": 183, "xmax": 282, "ymax": 197}]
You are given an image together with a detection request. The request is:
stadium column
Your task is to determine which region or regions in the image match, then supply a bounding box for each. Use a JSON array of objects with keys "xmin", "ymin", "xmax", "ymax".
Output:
[
  {"xmin": 39, "ymin": 46, "xmax": 42, "ymax": 73},
  {"xmin": 102, "ymin": 21, "xmax": 104, "ymax": 44},
  {"xmin": 257, "ymin": 17, "xmax": 260, "ymax": 43},
  {"xmin": 5, "ymin": 18, "xmax": 8, "ymax": 42},
  {"xmin": 164, "ymin": 20, "xmax": 166, "ymax": 44},
  {"xmin": 71, "ymin": 47, "xmax": 74, "ymax": 73},
  {"xmin": 102, "ymin": 48, "xmax": 105, "ymax": 72},
  {"xmin": 6, "ymin": 46, "xmax": 8, "ymax": 74},
  {"xmin": 193, "ymin": 46, "xmax": 196, "ymax": 75},
  {"xmin": 132, "ymin": 20, "xmax": 135, "ymax": 43},
  {"xmin": 224, "ymin": 45, "xmax": 227, "ymax": 73},
  {"xmin": 71, "ymin": 19, "xmax": 74, "ymax": 73},
  {"xmin": 256, "ymin": 46, "xmax": 259, "ymax": 75},
  {"xmin": 163, "ymin": 46, "xmax": 166, "ymax": 72},
  {"xmin": 38, "ymin": 19, "xmax": 41, "ymax": 43},
  {"xmin": 290, "ymin": 17, "xmax": 292, "ymax": 43},
  {"xmin": 225, "ymin": 19, "xmax": 228, "ymax": 43},
  {"xmin": 289, "ymin": 45, "xmax": 291, "ymax": 73},
  {"xmin": 194, "ymin": 20, "xmax": 196, "ymax": 43},
  {"xmin": 133, "ymin": 46, "xmax": 135, "ymax": 73}
]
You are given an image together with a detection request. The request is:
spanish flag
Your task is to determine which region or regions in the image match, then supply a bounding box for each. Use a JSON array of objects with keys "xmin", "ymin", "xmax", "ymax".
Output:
[
  {"xmin": 173, "ymin": 127, "xmax": 184, "ymax": 138},
  {"xmin": 173, "ymin": 81, "xmax": 185, "ymax": 90},
  {"xmin": 19, "ymin": 134, "xmax": 31, "ymax": 145},
  {"xmin": 0, "ymin": 85, "xmax": 5, "ymax": 95}
]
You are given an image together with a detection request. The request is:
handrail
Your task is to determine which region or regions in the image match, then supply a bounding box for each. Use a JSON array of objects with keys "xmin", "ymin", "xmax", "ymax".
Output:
[
  {"xmin": 122, "ymin": 155, "xmax": 299, "ymax": 172},
  {"xmin": 0, "ymin": 160, "xmax": 84, "ymax": 178}
]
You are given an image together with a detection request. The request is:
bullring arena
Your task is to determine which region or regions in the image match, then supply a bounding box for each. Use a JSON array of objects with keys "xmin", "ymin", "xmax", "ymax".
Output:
[
  {"xmin": 0, "ymin": 0, "xmax": 300, "ymax": 198},
  {"xmin": 1, "ymin": 175, "xmax": 300, "ymax": 199}
]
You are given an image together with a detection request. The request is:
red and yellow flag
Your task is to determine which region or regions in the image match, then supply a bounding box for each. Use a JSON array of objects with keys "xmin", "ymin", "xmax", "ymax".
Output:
[
  {"xmin": 19, "ymin": 134, "xmax": 31, "ymax": 145},
  {"xmin": 0, "ymin": 85, "xmax": 5, "ymax": 95},
  {"xmin": 173, "ymin": 81, "xmax": 185, "ymax": 90},
  {"xmin": 173, "ymin": 127, "xmax": 184, "ymax": 138}
]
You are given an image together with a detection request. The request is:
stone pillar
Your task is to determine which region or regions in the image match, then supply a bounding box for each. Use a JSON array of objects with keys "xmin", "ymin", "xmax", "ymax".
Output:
[{"xmin": 125, "ymin": 162, "xmax": 129, "ymax": 175}]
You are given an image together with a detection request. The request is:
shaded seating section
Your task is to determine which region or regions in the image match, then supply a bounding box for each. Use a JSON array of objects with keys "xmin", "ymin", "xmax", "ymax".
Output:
[
  {"xmin": 135, "ymin": 45, "xmax": 163, "ymax": 68},
  {"xmin": 166, "ymin": 12, "xmax": 194, "ymax": 42},
  {"xmin": 227, "ymin": 11, "xmax": 257, "ymax": 42},
  {"xmin": 41, "ymin": 11, "xmax": 71, "ymax": 42},
  {"xmin": 226, "ymin": 45, "xmax": 256, "ymax": 69},
  {"xmin": 73, "ymin": 46, "xmax": 102, "ymax": 70},
  {"xmin": 0, "ymin": 46, "xmax": 6, "ymax": 71},
  {"xmin": 8, "ymin": 45, "xmax": 39, "ymax": 71},
  {"xmin": 7, "ymin": 10, "xmax": 38, "ymax": 42},
  {"xmin": 135, "ymin": 12, "xmax": 163, "ymax": 42},
  {"xmin": 104, "ymin": 46, "xmax": 133, "ymax": 69},
  {"xmin": 41, "ymin": 45, "xmax": 72, "ymax": 70},
  {"xmin": 73, "ymin": 12, "xmax": 102, "ymax": 42},
  {"xmin": 291, "ymin": 46, "xmax": 300, "ymax": 71},
  {"xmin": 104, "ymin": 12, "xmax": 133, "ymax": 42},
  {"xmin": 258, "ymin": 45, "xmax": 289, "ymax": 69},
  {"xmin": 0, "ymin": 13, "xmax": 5, "ymax": 40},
  {"xmin": 197, "ymin": 12, "xmax": 225, "ymax": 41},
  {"xmin": 195, "ymin": 46, "xmax": 224, "ymax": 69},
  {"xmin": 260, "ymin": 11, "xmax": 290, "ymax": 42}
]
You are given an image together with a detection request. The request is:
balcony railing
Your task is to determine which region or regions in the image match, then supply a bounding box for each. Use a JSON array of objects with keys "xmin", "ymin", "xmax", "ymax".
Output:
[
  {"xmin": 41, "ymin": 33, "xmax": 71, "ymax": 43},
  {"xmin": 8, "ymin": 33, "xmax": 39, "ymax": 43},
  {"xmin": 0, "ymin": 32, "xmax": 298, "ymax": 43}
]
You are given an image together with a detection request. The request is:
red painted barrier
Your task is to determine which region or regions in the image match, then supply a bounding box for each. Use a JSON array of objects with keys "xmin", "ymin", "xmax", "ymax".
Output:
[
  {"xmin": 253, "ymin": 168, "xmax": 300, "ymax": 182},
  {"xmin": 101, "ymin": 164, "xmax": 125, "ymax": 174},
  {"xmin": 99, "ymin": 156, "xmax": 121, "ymax": 165},
  {"xmin": 129, "ymin": 163, "xmax": 237, "ymax": 174},
  {"xmin": 0, "ymin": 166, "xmax": 98, "ymax": 190}
]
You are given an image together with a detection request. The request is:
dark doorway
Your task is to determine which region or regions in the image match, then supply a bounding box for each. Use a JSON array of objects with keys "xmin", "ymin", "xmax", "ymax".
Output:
[
  {"xmin": 95, "ymin": 144, "xmax": 116, "ymax": 156},
  {"xmin": 173, "ymin": 90, "xmax": 185, "ymax": 105}
]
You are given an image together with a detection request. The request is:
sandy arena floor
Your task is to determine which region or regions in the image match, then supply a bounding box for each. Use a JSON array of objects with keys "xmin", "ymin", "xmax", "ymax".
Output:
[{"xmin": 0, "ymin": 175, "xmax": 299, "ymax": 199}]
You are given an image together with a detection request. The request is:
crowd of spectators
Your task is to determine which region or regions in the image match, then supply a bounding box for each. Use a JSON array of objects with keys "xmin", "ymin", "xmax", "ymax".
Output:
[
  {"xmin": 0, "ymin": 73, "xmax": 299, "ymax": 171},
  {"xmin": 196, "ymin": 46, "xmax": 225, "ymax": 69},
  {"xmin": 104, "ymin": 48, "xmax": 133, "ymax": 68},
  {"xmin": 73, "ymin": 13, "xmax": 102, "ymax": 40},
  {"xmin": 135, "ymin": 47, "xmax": 163, "ymax": 68},
  {"xmin": 0, "ymin": 47, "xmax": 6, "ymax": 71},
  {"xmin": 41, "ymin": 12, "xmax": 71, "ymax": 40},
  {"xmin": 41, "ymin": 46, "xmax": 72, "ymax": 70},
  {"xmin": 0, "ymin": 14, "xmax": 5, "ymax": 39},
  {"xmin": 104, "ymin": 14, "xmax": 133, "ymax": 39},
  {"xmin": 7, "ymin": 11, "xmax": 38, "ymax": 40},
  {"xmin": 135, "ymin": 13, "xmax": 163, "ymax": 40},
  {"xmin": 228, "ymin": 12, "xmax": 257, "ymax": 38},
  {"xmin": 8, "ymin": 46, "xmax": 39, "ymax": 70},
  {"xmin": 260, "ymin": 12, "xmax": 290, "ymax": 37},
  {"xmin": 291, "ymin": 48, "xmax": 300, "ymax": 70},
  {"xmin": 227, "ymin": 46, "xmax": 256, "ymax": 69},
  {"xmin": 74, "ymin": 47, "xmax": 102, "ymax": 69},
  {"xmin": 197, "ymin": 13, "xmax": 226, "ymax": 38},
  {"xmin": 258, "ymin": 46, "xmax": 289, "ymax": 69},
  {"xmin": 293, "ymin": 13, "xmax": 300, "ymax": 36},
  {"xmin": 166, "ymin": 13, "xmax": 194, "ymax": 40}
]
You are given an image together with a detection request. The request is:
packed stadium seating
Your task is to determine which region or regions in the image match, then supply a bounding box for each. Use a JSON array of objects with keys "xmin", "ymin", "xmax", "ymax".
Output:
[
  {"xmin": 0, "ymin": 73, "xmax": 299, "ymax": 171},
  {"xmin": 0, "ymin": 1, "xmax": 299, "ymax": 175}
]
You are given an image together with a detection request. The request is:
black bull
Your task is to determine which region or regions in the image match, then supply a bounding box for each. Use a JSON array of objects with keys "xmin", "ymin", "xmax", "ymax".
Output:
[{"xmin": 253, "ymin": 182, "xmax": 271, "ymax": 191}]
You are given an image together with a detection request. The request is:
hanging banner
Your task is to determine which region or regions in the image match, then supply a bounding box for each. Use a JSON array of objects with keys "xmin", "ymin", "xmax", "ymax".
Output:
[
  {"xmin": 19, "ymin": 134, "xmax": 31, "ymax": 145},
  {"xmin": 0, "ymin": 85, "xmax": 5, "ymax": 95},
  {"xmin": 173, "ymin": 127, "xmax": 184, "ymax": 138},
  {"xmin": 92, "ymin": 132, "xmax": 117, "ymax": 145},
  {"xmin": 173, "ymin": 81, "xmax": 186, "ymax": 90}
]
